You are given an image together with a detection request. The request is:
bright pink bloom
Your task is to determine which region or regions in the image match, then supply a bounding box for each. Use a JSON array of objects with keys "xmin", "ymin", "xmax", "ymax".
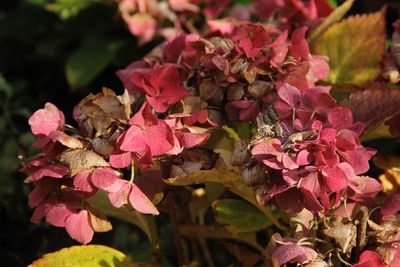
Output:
[
  {"xmin": 232, "ymin": 23, "xmax": 271, "ymax": 58},
  {"xmin": 132, "ymin": 64, "xmax": 189, "ymax": 112},
  {"xmin": 119, "ymin": 102, "xmax": 175, "ymax": 156}
]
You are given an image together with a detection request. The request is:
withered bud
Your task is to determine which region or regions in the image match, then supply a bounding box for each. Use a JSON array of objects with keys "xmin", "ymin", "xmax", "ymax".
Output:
[
  {"xmin": 91, "ymin": 137, "xmax": 114, "ymax": 157},
  {"xmin": 231, "ymin": 140, "xmax": 251, "ymax": 166},
  {"xmin": 208, "ymin": 37, "xmax": 235, "ymax": 53},
  {"xmin": 247, "ymin": 80, "xmax": 274, "ymax": 98},
  {"xmin": 199, "ymin": 79, "xmax": 216, "ymax": 100},
  {"xmin": 241, "ymin": 163, "xmax": 267, "ymax": 186},
  {"xmin": 226, "ymin": 83, "xmax": 245, "ymax": 101},
  {"xmin": 231, "ymin": 58, "xmax": 249, "ymax": 74}
]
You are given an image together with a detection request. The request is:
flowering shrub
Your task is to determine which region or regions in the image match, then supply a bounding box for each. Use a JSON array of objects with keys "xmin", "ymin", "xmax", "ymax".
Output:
[{"xmin": 22, "ymin": 1, "xmax": 400, "ymax": 266}]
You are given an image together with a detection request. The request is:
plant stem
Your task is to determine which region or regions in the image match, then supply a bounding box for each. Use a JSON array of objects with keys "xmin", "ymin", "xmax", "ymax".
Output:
[{"xmin": 258, "ymin": 205, "xmax": 288, "ymax": 233}]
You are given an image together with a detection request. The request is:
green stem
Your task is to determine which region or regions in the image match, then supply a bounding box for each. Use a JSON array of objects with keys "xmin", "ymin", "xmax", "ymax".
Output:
[
  {"xmin": 222, "ymin": 125, "xmax": 240, "ymax": 142},
  {"xmin": 258, "ymin": 205, "xmax": 288, "ymax": 233}
]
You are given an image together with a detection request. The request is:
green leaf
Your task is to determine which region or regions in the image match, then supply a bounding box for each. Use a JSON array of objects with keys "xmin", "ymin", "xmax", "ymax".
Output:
[
  {"xmin": 166, "ymin": 169, "xmax": 287, "ymax": 231},
  {"xmin": 46, "ymin": 0, "xmax": 102, "ymax": 20},
  {"xmin": 65, "ymin": 34, "xmax": 124, "ymax": 88},
  {"xmin": 179, "ymin": 224, "xmax": 263, "ymax": 252},
  {"xmin": 88, "ymin": 191, "xmax": 159, "ymax": 250},
  {"xmin": 327, "ymin": 0, "xmax": 338, "ymax": 8},
  {"xmin": 309, "ymin": 0, "xmax": 354, "ymax": 43},
  {"xmin": 28, "ymin": 245, "xmax": 132, "ymax": 267},
  {"xmin": 213, "ymin": 199, "xmax": 271, "ymax": 233},
  {"xmin": 312, "ymin": 8, "xmax": 386, "ymax": 85}
]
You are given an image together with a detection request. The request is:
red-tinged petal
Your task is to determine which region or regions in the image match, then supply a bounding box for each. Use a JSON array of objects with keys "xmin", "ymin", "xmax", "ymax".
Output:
[
  {"xmin": 46, "ymin": 202, "xmax": 76, "ymax": 227},
  {"xmin": 31, "ymin": 164, "xmax": 69, "ymax": 182},
  {"xmin": 129, "ymin": 102, "xmax": 158, "ymax": 126},
  {"xmin": 321, "ymin": 165, "xmax": 348, "ymax": 192},
  {"xmin": 381, "ymin": 189, "xmax": 400, "ymax": 218},
  {"xmin": 315, "ymin": 0, "xmax": 333, "ymax": 17},
  {"xmin": 252, "ymin": 139, "xmax": 282, "ymax": 158},
  {"xmin": 307, "ymin": 55, "xmax": 329, "ymax": 84},
  {"xmin": 90, "ymin": 167, "xmax": 119, "ymax": 189},
  {"xmin": 348, "ymin": 175, "xmax": 382, "ymax": 201},
  {"xmin": 272, "ymin": 244, "xmax": 317, "ymax": 265},
  {"xmin": 28, "ymin": 186, "xmax": 52, "ymax": 208},
  {"xmin": 110, "ymin": 150, "xmax": 132, "ymax": 168},
  {"xmin": 149, "ymin": 83, "xmax": 189, "ymax": 113},
  {"xmin": 282, "ymin": 154, "xmax": 298, "ymax": 170},
  {"xmin": 290, "ymin": 27, "xmax": 309, "ymax": 61},
  {"xmin": 48, "ymin": 131, "xmax": 83, "ymax": 149},
  {"xmin": 277, "ymin": 84, "xmax": 301, "ymax": 109},
  {"xmin": 176, "ymin": 132, "xmax": 210, "ymax": 148},
  {"xmin": 253, "ymin": 0, "xmax": 284, "ymax": 20},
  {"xmin": 119, "ymin": 125, "xmax": 151, "ymax": 152},
  {"xmin": 31, "ymin": 203, "xmax": 47, "ymax": 224},
  {"xmin": 28, "ymin": 102, "xmax": 65, "ymax": 136},
  {"xmin": 328, "ymin": 107, "xmax": 354, "ymax": 130},
  {"xmin": 124, "ymin": 13, "xmax": 156, "ymax": 45},
  {"xmin": 273, "ymin": 188, "xmax": 304, "ymax": 213},
  {"xmin": 339, "ymin": 149, "xmax": 374, "ymax": 175},
  {"xmin": 146, "ymin": 95, "xmax": 169, "ymax": 113},
  {"xmin": 297, "ymin": 149, "xmax": 312, "ymax": 165},
  {"xmin": 73, "ymin": 171, "xmax": 96, "ymax": 193},
  {"xmin": 107, "ymin": 180, "xmax": 130, "ymax": 208},
  {"xmin": 133, "ymin": 146, "xmax": 154, "ymax": 169},
  {"xmin": 150, "ymin": 65, "xmax": 181, "ymax": 89},
  {"xmin": 352, "ymin": 250, "xmax": 385, "ymax": 267},
  {"xmin": 65, "ymin": 210, "xmax": 94, "ymax": 244},
  {"xmin": 270, "ymin": 30, "xmax": 288, "ymax": 69},
  {"xmin": 129, "ymin": 183, "xmax": 159, "ymax": 215},
  {"xmin": 142, "ymin": 122, "xmax": 174, "ymax": 156},
  {"xmin": 301, "ymin": 187, "xmax": 324, "ymax": 211}
]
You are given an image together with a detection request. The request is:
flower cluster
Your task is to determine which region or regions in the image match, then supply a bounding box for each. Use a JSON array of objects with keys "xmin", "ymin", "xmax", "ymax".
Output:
[
  {"xmin": 249, "ymin": 84, "xmax": 381, "ymax": 213},
  {"xmin": 116, "ymin": 0, "xmax": 334, "ymax": 44},
  {"xmin": 23, "ymin": 18, "xmax": 382, "ymax": 264},
  {"xmin": 21, "ymin": 87, "xmax": 211, "ymax": 244}
]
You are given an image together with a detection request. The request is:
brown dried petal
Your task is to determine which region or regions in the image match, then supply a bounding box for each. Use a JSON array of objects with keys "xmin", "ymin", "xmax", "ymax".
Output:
[
  {"xmin": 57, "ymin": 148, "xmax": 109, "ymax": 176},
  {"xmin": 226, "ymin": 83, "xmax": 245, "ymax": 101},
  {"xmin": 247, "ymin": 80, "xmax": 274, "ymax": 98},
  {"xmin": 323, "ymin": 223, "xmax": 357, "ymax": 253}
]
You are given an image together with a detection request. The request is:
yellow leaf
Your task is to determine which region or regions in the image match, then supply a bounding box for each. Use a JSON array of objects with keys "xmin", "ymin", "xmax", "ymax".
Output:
[
  {"xmin": 379, "ymin": 169, "xmax": 400, "ymax": 194},
  {"xmin": 312, "ymin": 7, "xmax": 386, "ymax": 85},
  {"xmin": 28, "ymin": 245, "xmax": 132, "ymax": 267}
]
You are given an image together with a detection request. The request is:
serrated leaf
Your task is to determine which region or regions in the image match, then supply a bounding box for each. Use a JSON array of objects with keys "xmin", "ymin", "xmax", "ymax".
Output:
[
  {"xmin": 312, "ymin": 8, "xmax": 386, "ymax": 85},
  {"xmin": 213, "ymin": 199, "xmax": 271, "ymax": 233},
  {"xmin": 28, "ymin": 245, "xmax": 132, "ymax": 267},
  {"xmin": 88, "ymin": 191, "xmax": 158, "ymax": 249},
  {"xmin": 66, "ymin": 34, "xmax": 124, "ymax": 88},
  {"xmin": 309, "ymin": 0, "xmax": 353, "ymax": 43},
  {"xmin": 341, "ymin": 88, "xmax": 400, "ymax": 131},
  {"xmin": 57, "ymin": 148, "xmax": 109, "ymax": 176}
]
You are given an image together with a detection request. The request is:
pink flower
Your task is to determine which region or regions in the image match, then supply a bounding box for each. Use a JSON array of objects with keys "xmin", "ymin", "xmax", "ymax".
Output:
[
  {"xmin": 232, "ymin": 23, "xmax": 271, "ymax": 58},
  {"xmin": 119, "ymin": 102, "xmax": 175, "ymax": 157},
  {"xmin": 132, "ymin": 64, "xmax": 189, "ymax": 112},
  {"xmin": 28, "ymin": 102, "xmax": 64, "ymax": 136},
  {"xmin": 104, "ymin": 179, "xmax": 159, "ymax": 215}
]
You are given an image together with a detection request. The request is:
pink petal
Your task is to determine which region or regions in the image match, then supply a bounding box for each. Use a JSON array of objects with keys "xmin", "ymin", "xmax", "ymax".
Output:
[
  {"xmin": 352, "ymin": 250, "xmax": 384, "ymax": 267},
  {"xmin": 321, "ymin": 165, "xmax": 348, "ymax": 192},
  {"xmin": 73, "ymin": 171, "xmax": 96, "ymax": 193},
  {"xmin": 110, "ymin": 150, "xmax": 133, "ymax": 168},
  {"xmin": 28, "ymin": 102, "xmax": 64, "ymax": 136},
  {"xmin": 129, "ymin": 183, "xmax": 159, "ymax": 215},
  {"xmin": 90, "ymin": 167, "xmax": 119, "ymax": 189},
  {"xmin": 176, "ymin": 132, "xmax": 210, "ymax": 148},
  {"xmin": 65, "ymin": 210, "xmax": 94, "ymax": 244},
  {"xmin": 107, "ymin": 180, "xmax": 131, "ymax": 208},
  {"xmin": 46, "ymin": 202, "xmax": 76, "ymax": 227},
  {"xmin": 277, "ymin": 84, "xmax": 301, "ymax": 109}
]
